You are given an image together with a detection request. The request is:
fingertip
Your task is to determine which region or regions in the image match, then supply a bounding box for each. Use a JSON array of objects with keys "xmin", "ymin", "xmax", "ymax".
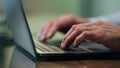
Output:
[
  {"xmin": 39, "ymin": 35, "xmax": 46, "ymax": 42},
  {"xmin": 46, "ymin": 32, "xmax": 53, "ymax": 39},
  {"xmin": 37, "ymin": 33, "xmax": 41, "ymax": 40},
  {"xmin": 60, "ymin": 42, "xmax": 66, "ymax": 49},
  {"xmin": 73, "ymin": 45, "xmax": 78, "ymax": 48},
  {"xmin": 73, "ymin": 42, "xmax": 76, "ymax": 47},
  {"xmin": 73, "ymin": 42, "xmax": 78, "ymax": 48},
  {"xmin": 73, "ymin": 40, "xmax": 81, "ymax": 48}
]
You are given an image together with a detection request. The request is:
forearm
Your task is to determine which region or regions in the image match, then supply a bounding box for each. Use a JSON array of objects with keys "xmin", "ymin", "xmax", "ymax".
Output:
[{"xmin": 89, "ymin": 12, "xmax": 120, "ymax": 25}]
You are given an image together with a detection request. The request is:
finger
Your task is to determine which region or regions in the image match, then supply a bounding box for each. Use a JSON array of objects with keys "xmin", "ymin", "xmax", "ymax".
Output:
[
  {"xmin": 37, "ymin": 26, "xmax": 46, "ymax": 41},
  {"xmin": 61, "ymin": 29, "xmax": 80, "ymax": 49},
  {"xmin": 61, "ymin": 25, "xmax": 77, "ymax": 43},
  {"xmin": 46, "ymin": 24, "xmax": 58, "ymax": 39},
  {"xmin": 38, "ymin": 21, "xmax": 53, "ymax": 41},
  {"xmin": 73, "ymin": 31, "xmax": 95, "ymax": 47},
  {"xmin": 61, "ymin": 26, "xmax": 95, "ymax": 49},
  {"xmin": 60, "ymin": 25, "xmax": 75, "ymax": 48},
  {"xmin": 62, "ymin": 25, "xmax": 94, "ymax": 42},
  {"xmin": 63, "ymin": 25, "xmax": 75, "ymax": 39}
]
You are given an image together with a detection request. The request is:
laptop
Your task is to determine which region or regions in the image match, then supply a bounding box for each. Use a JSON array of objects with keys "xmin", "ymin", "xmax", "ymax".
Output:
[{"xmin": 3, "ymin": 0, "xmax": 120, "ymax": 61}]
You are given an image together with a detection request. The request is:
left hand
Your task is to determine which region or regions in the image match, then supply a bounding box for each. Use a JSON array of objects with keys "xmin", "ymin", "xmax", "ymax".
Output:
[{"xmin": 61, "ymin": 20, "xmax": 120, "ymax": 50}]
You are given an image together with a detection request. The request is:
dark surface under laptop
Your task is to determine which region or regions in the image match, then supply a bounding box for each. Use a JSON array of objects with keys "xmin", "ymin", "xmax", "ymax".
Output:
[{"xmin": 2, "ymin": 0, "xmax": 120, "ymax": 61}]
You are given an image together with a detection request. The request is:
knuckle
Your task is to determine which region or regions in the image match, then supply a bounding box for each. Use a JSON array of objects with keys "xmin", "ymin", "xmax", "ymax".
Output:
[
  {"xmin": 66, "ymin": 15, "xmax": 76, "ymax": 22},
  {"xmin": 65, "ymin": 14, "xmax": 74, "ymax": 18},
  {"xmin": 105, "ymin": 32, "xmax": 111, "ymax": 37},
  {"xmin": 66, "ymin": 36, "xmax": 71, "ymax": 41},
  {"xmin": 96, "ymin": 20, "xmax": 103, "ymax": 23},
  {"xmin": 60, "ymin": 14, "xmax": 75, "ymax": 22},
  {"xmin": 74, "ymin": 27, "xmax": 80, "ymax": 32},
  {"xmin": 60, "ymin": 14, "xmax": 73, "ymax": 18},
  {"xmin": 72, "ymin": 25, "xmax": 77, "ymax": 29},
  {"xmin": 82, "ymin": 31, "xmax": 89, "ymax": 36},
  {"xmin": 94, "ymin": 20, "xmax": 104, "ymax": 25}
]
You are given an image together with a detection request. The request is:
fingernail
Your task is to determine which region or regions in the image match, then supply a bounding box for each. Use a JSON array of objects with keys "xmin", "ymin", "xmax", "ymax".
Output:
[
  {"xmin": 37, "ymin": 33, "xmax": 41, "ymax": 40},
  {"xmin": 40, "ymin": 35, "xmax": 45, "ymax": 41},
  {"xmin": 73, "ymin": 45, "xmax": 77, "ymax": 48},
  {"xmin": 73, "ymin": 43, "xmax": 76, "ymax": 47},
  {"xmin": 73, "ymin": 42, "xmax": 80, "ymax": 48},
  {"xmin": 60, "ymin": 42, "xmax": 65, "ymax": 49},
  {"xmin": 46, "ymin": 33, "xmax": 52, "ymax": 39}
]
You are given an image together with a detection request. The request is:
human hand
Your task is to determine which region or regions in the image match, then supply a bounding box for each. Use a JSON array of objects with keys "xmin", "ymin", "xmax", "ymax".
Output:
[
  {"xmin": 37, "ymin": 14, "xmax": 89, "ymax": 41},
  {"xmin": 61, "ymin": 20, "xmax": 120, "ymax": 50}
]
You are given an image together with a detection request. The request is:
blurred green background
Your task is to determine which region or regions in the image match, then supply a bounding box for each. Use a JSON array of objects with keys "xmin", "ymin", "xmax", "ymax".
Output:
[
  {"xmin": 1, "ymin": 0, "xmax": 120, "ymax": 25},
  {"xmin": 20, "ymin": 0, "xmax": 120, "ymax": 35},
  {"xmin": 0, "ymin": 0, "xmax": 120, "ymax": 68},
  {"xmin": 0, "ymin": 0, "xmax": 120, "ymax": 20},
  {"xmin": 21, "ymin": 0, "xmax": 120, "ymax": 31},
  {"xmin": 22, "ymin": 0, "xmax": 120, "ymax": 17}
]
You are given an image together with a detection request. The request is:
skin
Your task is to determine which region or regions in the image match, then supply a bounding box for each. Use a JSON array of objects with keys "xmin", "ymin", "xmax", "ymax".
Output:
[
  {"xmin": 38, "ymin": 14, "xmax": 120, "ymax": 50},
  {"xmin": 38, "ymin": 14, "xmax": 89, "ymax": 41}
]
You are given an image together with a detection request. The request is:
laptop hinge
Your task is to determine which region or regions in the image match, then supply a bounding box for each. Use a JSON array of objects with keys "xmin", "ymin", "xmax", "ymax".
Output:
[{"xmin": 16, "ymin": 45, "xmax": 37, "ymax": 62}]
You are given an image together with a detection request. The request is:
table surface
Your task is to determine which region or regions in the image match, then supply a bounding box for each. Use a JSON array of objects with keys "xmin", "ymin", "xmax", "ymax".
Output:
[{"xmin": 37, "ymin": 60, "xmax": 120, "ymax": 68}]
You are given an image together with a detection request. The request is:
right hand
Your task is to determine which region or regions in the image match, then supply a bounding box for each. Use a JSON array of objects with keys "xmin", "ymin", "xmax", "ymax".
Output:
[{"xmin": 37, "ymin": 14, "xmax": 89, "ymax": 41}]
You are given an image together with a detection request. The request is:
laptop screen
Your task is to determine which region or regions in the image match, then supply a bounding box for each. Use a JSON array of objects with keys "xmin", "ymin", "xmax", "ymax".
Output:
[{"xmin": 2, "ymin": 0, "xmax": 36, "ymax": 57}]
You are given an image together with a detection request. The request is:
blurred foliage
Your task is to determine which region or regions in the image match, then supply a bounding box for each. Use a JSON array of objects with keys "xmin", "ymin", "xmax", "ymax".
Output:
[
  {"xmin": 22, "ymin": 0, "xmax": 120, "ymax": 17},
  {"xmin": 22, "ymin": 0, "xmax": 80, "ymax": 15}
]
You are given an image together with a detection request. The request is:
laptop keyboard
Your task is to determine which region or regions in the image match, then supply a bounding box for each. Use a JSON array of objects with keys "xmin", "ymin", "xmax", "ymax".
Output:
[
  {"xmin": 33, "ymin": 37, "xmax": 93, "ymax": 53},
  {"xmin": 35, "ymin": 42, "xmax": 65, "ymax": 52}
]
